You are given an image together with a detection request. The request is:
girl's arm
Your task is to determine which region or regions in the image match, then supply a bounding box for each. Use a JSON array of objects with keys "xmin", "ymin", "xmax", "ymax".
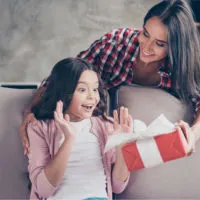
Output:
[
  {"xmin": 111, "ymin": 107, "xmax": 132, "ymax": 193},
  {"xmin": 112, "ymin": 146, "xmax": 129, "ymax": 183},
  {"xmin": 28, "ymin": 101, "xmax": 76, "ymax": 198},
  {"xmin": 44, "ymin": 136, "xmax": 74, "ymax": 187},
  {"xmin": 44, "ymin": 101, "xmax": 77, "ymax": 187}
]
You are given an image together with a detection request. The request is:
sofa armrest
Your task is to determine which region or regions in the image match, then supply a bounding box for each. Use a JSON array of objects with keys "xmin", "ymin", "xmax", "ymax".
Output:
[{"xmin": 114, "ymin": 85, "xmax": 200, "ymax": 199}]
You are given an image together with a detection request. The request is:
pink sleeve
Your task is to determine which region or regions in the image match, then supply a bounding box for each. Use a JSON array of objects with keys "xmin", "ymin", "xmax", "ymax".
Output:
[
  {"xmin": 27, "ymin": 121, "xmax": 58, "ymax": 198},
  {"xmin": 111, "ymin": 169, "xmax": 130, "ymax": 194},
  {"xmin": 109, "ymin": 147, "xmax": 130, "ymax": 194}
]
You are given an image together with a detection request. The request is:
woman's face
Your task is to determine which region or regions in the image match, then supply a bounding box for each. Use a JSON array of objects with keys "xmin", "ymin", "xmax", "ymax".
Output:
[
  {"xmin": 67, "ymin": 70, "xmax": 100, "ymax": 122},
  {"xmin": 138, "ymin": 16, "xmax": 168, "ymax": 64}
]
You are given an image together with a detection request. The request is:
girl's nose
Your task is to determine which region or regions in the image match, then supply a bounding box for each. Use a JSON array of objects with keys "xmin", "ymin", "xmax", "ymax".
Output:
[{"xmin": 87, "ymin": 90, "xmax": 94, "ymax": 98}]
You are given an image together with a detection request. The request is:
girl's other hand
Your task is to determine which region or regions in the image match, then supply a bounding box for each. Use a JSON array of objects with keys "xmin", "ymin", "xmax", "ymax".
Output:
[
  {"xmin": 54, "ymin": 101, "xmax": 77, "ymax": 139},
  {"xmin": 113, "ymin": 106, "xmax": 133, "ymax": 134},
  {"xmin": 20, "ymin": 113, "xmax": 36, "ymax": 155}
]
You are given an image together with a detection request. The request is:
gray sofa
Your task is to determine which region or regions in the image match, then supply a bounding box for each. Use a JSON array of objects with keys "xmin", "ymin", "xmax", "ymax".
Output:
[{"xmin": 0, "ymin": 85, "xmax": 200, "ymax": 199}]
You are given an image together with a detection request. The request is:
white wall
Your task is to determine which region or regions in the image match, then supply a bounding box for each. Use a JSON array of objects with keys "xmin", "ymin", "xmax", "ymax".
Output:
[{"xmin": 0, "ymin": 0, "xmax": 160, "ymax": 82}]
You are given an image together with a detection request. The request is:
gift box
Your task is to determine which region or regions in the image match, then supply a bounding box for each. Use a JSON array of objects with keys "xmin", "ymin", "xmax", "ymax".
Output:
[{"xmin": 122, "ymin": 129, "xmax": 190, "ymax": 172}]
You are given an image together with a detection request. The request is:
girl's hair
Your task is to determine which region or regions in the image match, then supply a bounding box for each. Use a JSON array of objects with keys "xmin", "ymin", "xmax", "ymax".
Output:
[
  {"xmin": 144, "ymin": 0, "xmax": 200, "ymax": 103},
  {"xmin": 31, "ymin": 57, "xmax": 108, "ymax": 120}
]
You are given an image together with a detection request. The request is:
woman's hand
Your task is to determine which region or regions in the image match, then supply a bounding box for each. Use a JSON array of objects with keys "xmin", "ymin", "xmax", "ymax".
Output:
[
  {"xmin": 176, "ymin": 120, "xmax": 195, "ymax": 155},
  {"xmin": 54, "ymin": 101, "xmax": 76, "ymax": 139},
  {"xmin": 113, "ymin": 106, "xmax": 133, "ymax": 134},
  {"xmin": 20, "ymin": 112, "xmax": 36, "ymax": 155}
]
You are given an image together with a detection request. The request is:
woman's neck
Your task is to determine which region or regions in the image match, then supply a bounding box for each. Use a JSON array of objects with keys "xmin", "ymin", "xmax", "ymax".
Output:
[{"xmin": 136, "ymin": 57, "xmax": 162, "ymax": 70}]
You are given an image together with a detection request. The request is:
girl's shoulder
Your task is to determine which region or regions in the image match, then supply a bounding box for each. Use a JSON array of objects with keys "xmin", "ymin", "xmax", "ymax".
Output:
[{"xmin": 27, "ymin": 119, "xmax": 56, "ymax": 138}]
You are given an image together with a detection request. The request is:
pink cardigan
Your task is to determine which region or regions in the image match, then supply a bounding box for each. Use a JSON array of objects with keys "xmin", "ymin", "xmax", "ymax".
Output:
[{"xmin": 27, "ymin": 116, "xmax": 129, "ymax": 200}]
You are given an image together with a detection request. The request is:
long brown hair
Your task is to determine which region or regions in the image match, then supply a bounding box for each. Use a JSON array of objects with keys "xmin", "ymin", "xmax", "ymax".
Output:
[
  {"xmin": 31, "ymin": 57, "xmax": 108, "ymax": 120},
  {"xmin": 144, "ymin": 0, "xmax": 200, "ymax": 103}
]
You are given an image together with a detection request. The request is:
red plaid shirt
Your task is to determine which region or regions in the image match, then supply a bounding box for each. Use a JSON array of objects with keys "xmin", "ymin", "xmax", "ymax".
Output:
[{"xmin": 77, "ymin": 28, "xmax": 200, "ymax": 115}]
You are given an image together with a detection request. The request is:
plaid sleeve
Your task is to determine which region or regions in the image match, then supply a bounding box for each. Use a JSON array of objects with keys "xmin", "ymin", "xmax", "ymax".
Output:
[
  {"xmin": 159, "ymin": 71, "xmax": 200, "ymax": 115},
  {"xmin": 77, "ymin": 30, "xmax": 117, "ymax": 88},
  {"xmin": 158, "ymin": 71, "xmax": 171, "ymax": 89},
  {"xmin": 77, "ymin": 28, "xmax": 136, "ymax": 89},
  {"xmin": 191, "ymin": 96, "xmax": 200, "ymax": 116}
]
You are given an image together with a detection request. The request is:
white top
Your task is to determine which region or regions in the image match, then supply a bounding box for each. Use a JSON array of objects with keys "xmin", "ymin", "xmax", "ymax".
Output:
[{"xmin": 49, "ymin": 118, "xmax": 107, "ymax": 200}]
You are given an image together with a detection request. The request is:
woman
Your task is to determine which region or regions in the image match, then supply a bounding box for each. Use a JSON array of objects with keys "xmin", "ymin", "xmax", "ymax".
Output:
[{"xmin": 21, "ymin": 0, "xmax": 200, "ymax": 154}]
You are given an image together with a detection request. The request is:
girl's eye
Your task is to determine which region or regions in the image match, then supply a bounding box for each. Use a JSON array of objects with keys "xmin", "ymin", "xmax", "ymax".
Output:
[
  {"xmin": 93, "ymin": 88, "xmax": 99, "ymax": 92},
  {"xmin": 78, "ymin": 88, "xmax": 86, "ymax": 92}
]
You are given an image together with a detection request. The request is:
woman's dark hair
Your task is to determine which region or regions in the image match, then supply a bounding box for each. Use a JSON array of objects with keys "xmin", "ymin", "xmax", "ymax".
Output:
[
  {"xmin": 144, "ymin": 0, "xmax": 200, "ymax": 103},
  {"xmin": 31, "ymin": 57, "xmax": 108, "ymax": 120}
]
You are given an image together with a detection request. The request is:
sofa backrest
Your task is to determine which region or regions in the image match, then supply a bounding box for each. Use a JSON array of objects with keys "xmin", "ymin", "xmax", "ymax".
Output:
[
  {"xmin": 115, "ymin": 85, "xmax": 200, "ymax": 199},
  {"xmin": 0, "ymin": 87, "xmax": 35, "ymax": 199},
  {"xmin": 0, "ymin": 85, "xmax": 200, "ymax": 199}
]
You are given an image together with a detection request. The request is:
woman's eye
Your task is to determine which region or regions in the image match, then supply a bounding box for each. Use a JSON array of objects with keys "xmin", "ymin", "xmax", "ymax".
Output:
[
  {"xmin": 143, "ymin": 31, "xmax": 149, "ymax": 37},
  {"xmin": 156, "ymin": 42, "xmax": 165, "ymax": 47}
]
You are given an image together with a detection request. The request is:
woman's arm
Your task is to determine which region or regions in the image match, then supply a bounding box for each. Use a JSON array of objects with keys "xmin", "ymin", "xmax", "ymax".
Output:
[
  {"xmin": 191, "ymin": 112, "xmax": 200, "ymax": 142},
  {"xmin": 23, "ymin": 83, "xmax": 46, "ymax": 117}
]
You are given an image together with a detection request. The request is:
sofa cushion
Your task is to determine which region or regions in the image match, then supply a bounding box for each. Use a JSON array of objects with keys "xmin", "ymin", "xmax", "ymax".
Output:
[
  {"xmin": 115, "ymin": 85, "xmax": 200, "ymax": 199},
  {"xmin": 0, "ymin": 87, "xmax": 35, "ymax": 199}
]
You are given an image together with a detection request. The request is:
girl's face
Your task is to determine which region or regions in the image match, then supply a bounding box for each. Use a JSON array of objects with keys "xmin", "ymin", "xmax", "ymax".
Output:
[
  {"xmin": 138, "ymin": 16, "xmax": 168, "ymax": 64},
  {"xmin": 67, "ymin": 70, "xmax": 100, "ymax": 122}
]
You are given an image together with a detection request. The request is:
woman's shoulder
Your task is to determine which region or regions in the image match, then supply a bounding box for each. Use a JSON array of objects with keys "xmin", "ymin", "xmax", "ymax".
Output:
[{"xmin": 102, "ymin": 28, "xmax": 141, "ymax": 43}]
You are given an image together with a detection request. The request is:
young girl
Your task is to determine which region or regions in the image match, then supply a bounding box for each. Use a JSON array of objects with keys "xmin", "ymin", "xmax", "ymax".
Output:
[{"xmin": 27, "ymin": 57, "xmax": 132, "ymax": 200}]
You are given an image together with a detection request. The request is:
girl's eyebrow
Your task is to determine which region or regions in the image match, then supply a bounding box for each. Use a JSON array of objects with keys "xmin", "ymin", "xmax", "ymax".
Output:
[
  {"xmin": 77, "ymin": 81, "xmax": 99, "ymax": 85},
  {"xmin": 144, "ymin": 27, "xmax": 168, "ymax": 44}
]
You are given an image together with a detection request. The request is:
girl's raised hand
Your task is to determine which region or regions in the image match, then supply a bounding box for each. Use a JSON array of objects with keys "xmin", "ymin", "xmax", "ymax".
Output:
[
  {"xmin": 113, "ymin": 106, "xmax": 133, "ymax": 134},
  {"xmin": 54, "ymin": 101, "xmax": 76, "ymax": 138}
]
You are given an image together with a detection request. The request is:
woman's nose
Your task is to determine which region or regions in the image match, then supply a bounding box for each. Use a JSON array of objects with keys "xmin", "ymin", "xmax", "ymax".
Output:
[{"xmin": 144, "ymin": 40, "xmax": 153, "ymax": 52}]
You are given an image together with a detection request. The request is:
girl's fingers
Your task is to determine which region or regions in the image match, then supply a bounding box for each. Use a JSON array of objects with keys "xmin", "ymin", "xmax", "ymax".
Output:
[
  {"xmin": 64, "ymin": 114, "xmax": 70, "ymax": 122},
  {"xmin": 113, "ymin": 109, "xmax": 119, "ymax": 124},
  {"xmin": 123, "ymin": 107, "xmax": 128, "ymax": 125},
  {"xmin": 127, "ymin": 114, "xmax": 133, "ymax": 131},
  {"xmin": 59, "ymin": 101, "xmax": 63, "ymax": 114},
  {"xmin": 54, "ymin": 111, "xmax": 61, "ymax": 123},
  {"xmin": 120, "ymin": 107, "xmax": 124, "ymax": 125},
  {"xmin": 58, "ymin": 101, "xmax": 63, "ymax": 119},
  {"xmin": 54, "ymin": 111, "xmax": 58, "ymax": 120},
  {"xmin": 113, "ymin": 110, "xmax": 119, "ymax": 131},
  {"xmin": 56, "ymin": 101, "xmax": 63, "ymax": 119}
]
